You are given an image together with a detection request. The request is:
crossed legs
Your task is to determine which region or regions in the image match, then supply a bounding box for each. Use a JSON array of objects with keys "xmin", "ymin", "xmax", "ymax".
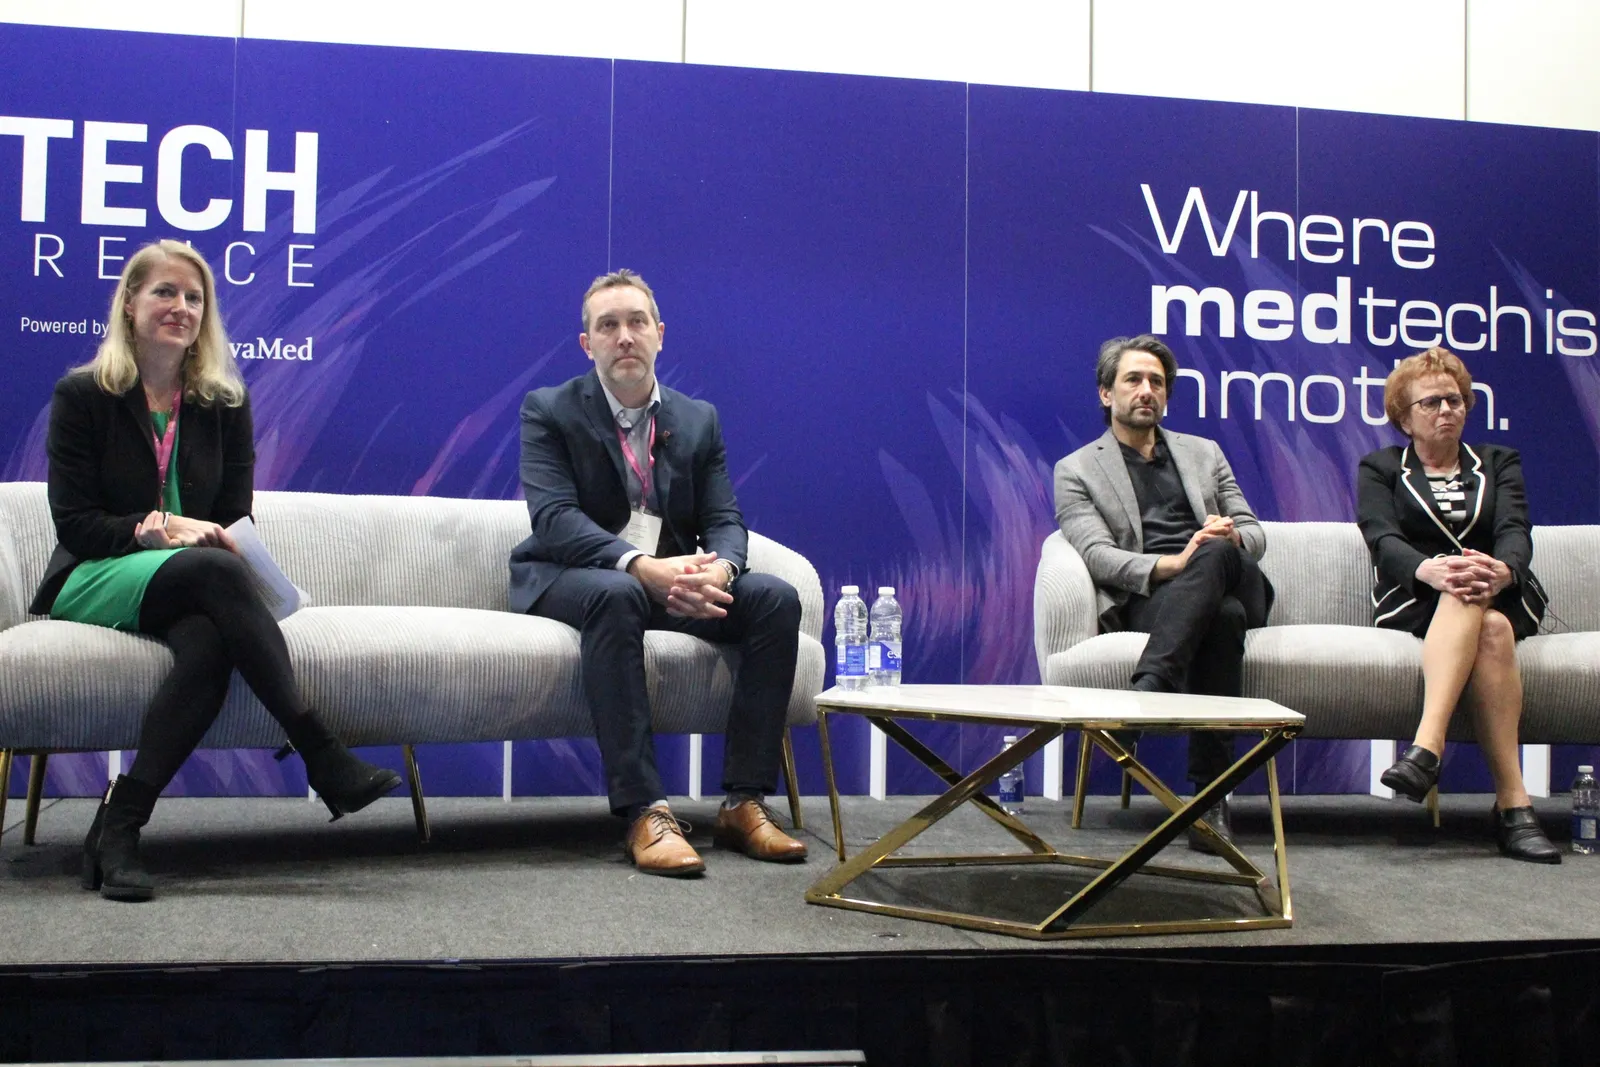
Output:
[
  {"xmin": 130, "ymin": 548, "xmax": 313, "ymax": 791},
  {"xmin": 1412, "ymin": 597, "xmax": 1529, "ymax": 810},
  {"xmin": 1123, "ymin": 539, "xmax": 1270, "ymax": 784}
]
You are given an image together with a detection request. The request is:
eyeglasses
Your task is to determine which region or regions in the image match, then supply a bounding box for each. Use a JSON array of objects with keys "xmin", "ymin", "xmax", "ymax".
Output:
[{"xmin": 1411, "ymin": 393, "xmax": 1467, "ymax": 414}]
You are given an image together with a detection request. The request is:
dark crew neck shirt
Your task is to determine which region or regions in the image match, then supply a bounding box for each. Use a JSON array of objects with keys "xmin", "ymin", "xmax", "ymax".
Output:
[{"xmin": 1117, "ymin": 433, "xmax": 1201, "ymax": 556}]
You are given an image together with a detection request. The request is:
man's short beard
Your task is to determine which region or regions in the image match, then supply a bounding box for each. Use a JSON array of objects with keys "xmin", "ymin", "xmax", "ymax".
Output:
[{"xmin": 1116, "ymin": 406, "xmax": 1161, "ymax": 429}]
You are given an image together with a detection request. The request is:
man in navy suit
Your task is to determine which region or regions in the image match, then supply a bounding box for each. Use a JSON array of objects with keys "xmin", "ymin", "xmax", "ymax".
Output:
[{"xmin": 509, "ymin": 270, "xmax": 806, "ymax": 876}]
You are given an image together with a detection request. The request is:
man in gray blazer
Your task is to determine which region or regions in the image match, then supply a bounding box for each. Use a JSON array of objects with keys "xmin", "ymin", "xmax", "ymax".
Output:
[{"xmin": 1053, "ymin": 335, "xmax": 1272, "ymax": 846}]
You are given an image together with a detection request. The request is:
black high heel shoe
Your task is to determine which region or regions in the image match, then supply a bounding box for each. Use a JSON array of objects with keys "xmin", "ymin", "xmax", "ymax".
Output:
[
  {"xmin": 275, "ymin": 713, "xmax": 402, "ymax": 820},
  {"xmin": 1380, "ymin": 745, "xmax": 1440, "ymax": 802},
  {"xmin": 1494, "ymin": 805, "xmax": 1562, "ymax": 864}
]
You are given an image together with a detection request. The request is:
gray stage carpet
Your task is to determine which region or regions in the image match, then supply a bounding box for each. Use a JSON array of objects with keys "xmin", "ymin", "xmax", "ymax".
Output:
[{"xmin": 1, "ymin": 792, "xmax": 1593, "ymax": 965}]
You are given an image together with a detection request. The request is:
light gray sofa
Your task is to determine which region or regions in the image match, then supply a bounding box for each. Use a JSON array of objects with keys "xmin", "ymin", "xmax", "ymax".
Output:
[
  {"xmin": 0, "ymin": 481, "xmax": 825, "ymax": 842},
  {"xmin": 1035, "ymin": 521, "xmax": 1600, "ymax": 746}
]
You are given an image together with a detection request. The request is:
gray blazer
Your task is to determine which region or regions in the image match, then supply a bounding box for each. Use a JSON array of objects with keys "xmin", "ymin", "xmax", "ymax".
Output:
[{"xmin": 1053, "ymin": 428, "xmax": 1266, "ymax": 624}]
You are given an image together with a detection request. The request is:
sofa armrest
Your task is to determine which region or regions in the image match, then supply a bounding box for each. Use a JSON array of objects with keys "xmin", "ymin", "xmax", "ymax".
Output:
[
  {"xmin": 1034, "ymin": 531, "xmax": 1098, "ymax": 679},
  {"xmin": 0, "ymin": 516, "xmax": 24, "ymax": 633},
  {"xmin": 747, "ymin": 531, "xmax": 824, "ymax": 643}
]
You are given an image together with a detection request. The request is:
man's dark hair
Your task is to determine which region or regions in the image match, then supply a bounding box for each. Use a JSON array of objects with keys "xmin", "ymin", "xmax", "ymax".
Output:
[{"xmin": 1095, "ymin": 335, "xmax": 1179, "ymax": 424}]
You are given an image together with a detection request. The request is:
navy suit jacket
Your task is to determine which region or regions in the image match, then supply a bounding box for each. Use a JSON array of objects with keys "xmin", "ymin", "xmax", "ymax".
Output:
[{"xmin": 507, "ymin": 370, "xmax": 747, "ymax": 615}]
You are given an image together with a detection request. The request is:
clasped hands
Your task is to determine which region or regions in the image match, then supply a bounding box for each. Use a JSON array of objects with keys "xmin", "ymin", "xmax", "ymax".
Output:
[
  {"xmin": 134, "ymin": 510, "xmax": 237, "ymax": 552},
  {"xmin": 627, "ymin": 551, "xmax": 733, "ymax": 619},
  {"xmin": 1153, "ymin": 514, "xmax": 1241, "ymax": 581},
  {"xmin": 1416, "ymin": 548, "xmax": 1510, "ymax": 606}
]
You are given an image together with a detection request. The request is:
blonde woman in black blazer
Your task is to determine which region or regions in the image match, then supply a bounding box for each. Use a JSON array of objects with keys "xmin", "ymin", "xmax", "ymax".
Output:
[
  {"xmin": 34, "ymin": 240, "xmax": 401, "ymax": 901},
  {"xmin": 1356, "ymin": 346, "xmax": 1557, "ymax": 863}
]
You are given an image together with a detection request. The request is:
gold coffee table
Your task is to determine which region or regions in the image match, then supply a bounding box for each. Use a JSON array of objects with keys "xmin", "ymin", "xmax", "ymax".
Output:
[{"xmin": 807, "ymin": 684, "xmax": 1304, "ymax": 940}]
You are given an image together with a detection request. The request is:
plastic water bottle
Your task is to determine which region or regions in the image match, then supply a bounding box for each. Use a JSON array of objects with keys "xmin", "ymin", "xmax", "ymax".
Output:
[
  {"xmin": 833, "ymin": 586, "xmax": 869, "ymax": 691},
  {"xmin": 997, "ymin": 735, "xmax": 1025, "ymax": 814},
  {"xmin": 867, "ymin": 586, "xmax": 902, "ymax": 686},
  {"xmin": 1572, "ymin": 765, "xmax": 1598, "ymax": 855}
]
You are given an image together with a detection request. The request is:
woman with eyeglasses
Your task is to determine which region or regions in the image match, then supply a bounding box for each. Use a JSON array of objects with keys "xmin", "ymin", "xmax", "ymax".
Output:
[{"xmin": 1356, "ymin": 346, "xmax": 1556, "ymax": 863}]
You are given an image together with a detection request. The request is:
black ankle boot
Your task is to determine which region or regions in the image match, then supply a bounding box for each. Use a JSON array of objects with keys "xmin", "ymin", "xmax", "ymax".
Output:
[
  {"xmin": 276, "ymin": 713, "xmax": 401, "ymax": 820},
  {"xmin": 81, "ymin": 775, "xmax": 159, "ymax": 902},
  {"xmin": 1494, "ymin": 805, "xmax": 1562, "ymax": 864},
  {"xmin": 1381, "ymin": 745, "xmax": 1440, "ymax": 802}
]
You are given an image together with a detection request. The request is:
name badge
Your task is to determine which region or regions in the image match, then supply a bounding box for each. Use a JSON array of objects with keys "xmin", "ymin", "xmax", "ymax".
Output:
[{"xmin": 621, "ymin": 508, "xmax": 662, "ymax": 556}]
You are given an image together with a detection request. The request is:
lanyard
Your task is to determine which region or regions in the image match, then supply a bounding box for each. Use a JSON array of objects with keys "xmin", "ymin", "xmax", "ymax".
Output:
[
  {"xmin": 152, "ymin": 390, "xmax": 182, "ymax": 498},
  {"xmin": 616, "ymin": 416, "xmax": 656, "ymax": 506}
]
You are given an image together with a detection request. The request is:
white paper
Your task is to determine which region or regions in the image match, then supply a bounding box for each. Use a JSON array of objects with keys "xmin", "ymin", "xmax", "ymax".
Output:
[{"xmin": 226, "ymin": 516, "xmax": 309, "ymax": 621}]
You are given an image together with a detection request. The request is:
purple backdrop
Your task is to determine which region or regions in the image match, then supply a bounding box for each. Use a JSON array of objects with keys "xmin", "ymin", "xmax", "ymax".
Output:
[{"xmin": 3, "ymin": 25, "xmax": 1597, "ymax": 799}]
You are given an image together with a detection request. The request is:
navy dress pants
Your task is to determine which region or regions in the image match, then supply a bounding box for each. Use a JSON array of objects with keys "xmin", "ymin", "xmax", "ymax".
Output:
[{"xmin": 531, "ymin": 568, "xmax": 801, "ymax": 814}]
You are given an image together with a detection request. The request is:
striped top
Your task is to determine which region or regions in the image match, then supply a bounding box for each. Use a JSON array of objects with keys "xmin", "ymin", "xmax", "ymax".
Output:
[{"xmin": 1427, "ymin": 470, "xmax": 1468, "ymax": 528}]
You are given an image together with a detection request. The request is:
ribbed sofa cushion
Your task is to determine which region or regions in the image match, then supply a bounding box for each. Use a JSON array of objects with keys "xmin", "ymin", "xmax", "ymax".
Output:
[
  {"xmin": 1518, "ymin": 633, "xmax": 1600, "ymax": 744},
  {"xmin": 1256, "ymin": 522, "xmax": 1374, "ymax": 628},
  {"xmin": 1043, "ymin": 626, "xmax": 1428, "ymax": 740},
  {"xmin": 1240, "ymin": 626, "xmax": 1425, "ymax": 739},
  {"xmin": 0, "ymin": 482, "xmax": 824, "ymax": 753},
  {"xmin": 1530, "ymin": 526, "xmax": 1600, "ymax": 633}
]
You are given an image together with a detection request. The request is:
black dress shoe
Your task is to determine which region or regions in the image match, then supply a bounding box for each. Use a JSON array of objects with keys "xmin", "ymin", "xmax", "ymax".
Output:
[
  {"xmin": 1187, "ymin": 795, "xmax": 1233, "ymax": 854},
  {"xmin": 1380, "ymin": 745, "xmax": 1440, "ymax": 802},
  {"xmin": 1494, "ymin": 805, "xmax": 1562, "ymax": 864}
]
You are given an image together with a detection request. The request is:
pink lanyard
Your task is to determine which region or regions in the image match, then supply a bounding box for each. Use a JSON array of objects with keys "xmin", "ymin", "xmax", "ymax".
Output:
[
  {"xmin": 152, "ymin": 390, "xmax": 182, "ymax": 497},
  {"xmin": 617, "ymin": 416, "xmax": 656, "ymax": 506}
]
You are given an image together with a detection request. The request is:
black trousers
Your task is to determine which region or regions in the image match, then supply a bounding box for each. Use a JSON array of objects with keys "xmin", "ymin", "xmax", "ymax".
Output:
[
  {"xmin": 129, "ymin": 548, "xmax": 311, "ymax": 793},
  {"xmin": 1121, "ymin": 538, "xmax": 1272, "ymax": 784},
  {"xmin": 531, "ymin": 567, "xmax": 802, "ymax": 815}
]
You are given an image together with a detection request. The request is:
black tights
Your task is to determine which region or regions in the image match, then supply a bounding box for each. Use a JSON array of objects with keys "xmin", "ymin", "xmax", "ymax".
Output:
[{"xmin": 127, "ymin": 548, "xmax": 309, "ymax": 792}]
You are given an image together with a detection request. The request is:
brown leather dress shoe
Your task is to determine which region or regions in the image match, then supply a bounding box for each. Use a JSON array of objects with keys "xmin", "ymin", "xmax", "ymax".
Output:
[
  {"xmin": 713, "ymin": 799, "xmax": 808, "ymax": 862},
  {"xmin": 625, "ymin": 808, "xmax": 705, "ymax": 876}
]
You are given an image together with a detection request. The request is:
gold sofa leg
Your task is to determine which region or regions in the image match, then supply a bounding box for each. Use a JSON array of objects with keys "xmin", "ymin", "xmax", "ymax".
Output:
[
  {"xmin": 1070, "ymin": 732, "xmax": 1137, "ymax": 825},
  {"xmin": 782, "ymin": 729, "xmax": 804, "ymax": 830},
  {"xmin": 23, "ymin": 753, "xmax": 47, "ymax": 845},
  {"xmin": 0, "ymin": 750, "xmax": 12, "ymax": 846},
  {"xmin": 403, "ymin": 744, "xmax": 430, "ymax": 844},
  {"xmin": 1426, "ymin": 784, "xmax": 1440, "ymax": 828}
]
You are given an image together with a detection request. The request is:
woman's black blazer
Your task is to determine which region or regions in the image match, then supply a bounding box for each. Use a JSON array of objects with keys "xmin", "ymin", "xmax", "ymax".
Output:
[
  {"xmin": 1356, "ymin": 440, "xmax": 1539, "ymax": 631},
  {"xmin": 28, "ymin": 370, "xmax": 255, "ymax": 615}
]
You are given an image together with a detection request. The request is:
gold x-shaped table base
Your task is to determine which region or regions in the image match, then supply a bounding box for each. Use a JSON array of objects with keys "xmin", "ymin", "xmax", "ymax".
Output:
[{"xmin": 806, "ymin": 713, "xmax": 1297, "ymax": 939}]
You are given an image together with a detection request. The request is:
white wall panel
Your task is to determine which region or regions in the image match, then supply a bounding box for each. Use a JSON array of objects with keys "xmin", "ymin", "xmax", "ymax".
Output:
[
  {"xmin": 1094, "ymin": 0, "xmax": 1465, "ymax": 119},
  {"xmin": 1468, "ymin": 0, "xmax": 1600, "ymax": 131},
  {"xmin": 0, "ymin": 0, "xmax": 241, "ymax": 37},
  {"xmin": 242, "ymin": 0, "xmax": 682, "ymax": 62},
  {"xmin": 686, "ymin": 0, "xmax": 1090, "ymax": 90}
]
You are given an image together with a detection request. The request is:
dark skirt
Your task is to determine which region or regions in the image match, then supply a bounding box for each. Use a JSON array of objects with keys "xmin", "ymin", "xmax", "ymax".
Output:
[{"xmin": 1375, "ymin": 581, "xmax": 1543, "ymax": 640}]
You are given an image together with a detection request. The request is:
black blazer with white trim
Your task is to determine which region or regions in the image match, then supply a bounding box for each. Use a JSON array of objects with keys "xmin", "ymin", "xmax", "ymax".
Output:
[{"xmin": 1355, "ymin": 441, "xmax": 1535, "ymax": 628}]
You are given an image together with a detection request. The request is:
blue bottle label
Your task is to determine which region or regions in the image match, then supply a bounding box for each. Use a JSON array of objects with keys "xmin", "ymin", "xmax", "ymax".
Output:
[
  {"xmin": 872, "ymin": 642, "xmax": 901, "ymax": 671},
  {"xmin": 841, "ymin": 644, "xmax": 867, "ymax": 677},
  {"xmin": 1574, "ymin": 814, "xmax": 1597, "ymax": 842},
  {"xmin": 999, "ymin": 774, "xmax": 1024, "ymax": 805}
]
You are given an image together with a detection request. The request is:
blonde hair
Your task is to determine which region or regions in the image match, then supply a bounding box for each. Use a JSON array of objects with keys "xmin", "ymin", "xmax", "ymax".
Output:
[
  {"xmin": 78, "ymin": 239, "xmax": 245, "ymax": 406},
  {"xmin": 1383, "ymin": 346, "xmax": 1474, "ymax": 431},
  {"xmin": 581, "ymin": 268, "xmax": 660, "ymax": 331}
]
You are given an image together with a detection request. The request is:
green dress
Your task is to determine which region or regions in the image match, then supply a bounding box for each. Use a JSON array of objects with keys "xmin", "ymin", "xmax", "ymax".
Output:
[{"xmin": 50, "ymin": 411, "xmax": 188, "ymax": 631}]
